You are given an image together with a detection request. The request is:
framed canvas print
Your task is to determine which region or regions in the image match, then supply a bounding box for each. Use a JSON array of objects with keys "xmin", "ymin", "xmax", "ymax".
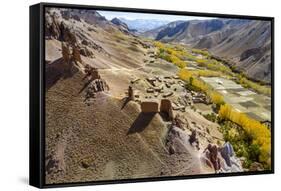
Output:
[{"xmin": 29, "ymin": 2, "xmax": 274, "ymax": 188}]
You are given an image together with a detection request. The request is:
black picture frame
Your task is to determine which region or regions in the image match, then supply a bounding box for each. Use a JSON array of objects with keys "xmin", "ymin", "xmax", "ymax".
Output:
[{"xmin": 30, "ymin": 2, "xmax": 274, "ymax": 188}]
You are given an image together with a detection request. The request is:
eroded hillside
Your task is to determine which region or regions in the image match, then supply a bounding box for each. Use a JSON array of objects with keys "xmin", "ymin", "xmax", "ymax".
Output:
[
  {"xmin": 44, "ymin": 8, "xmax": 270, "ymax": 184},
  {"xmin": 142, "ymin": 19, "xmax": 272, "ymax": 83}
]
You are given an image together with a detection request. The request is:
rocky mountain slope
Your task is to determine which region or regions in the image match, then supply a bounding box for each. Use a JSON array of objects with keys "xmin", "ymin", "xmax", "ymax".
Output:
[
  {"xmin": 110, "ymin": 17, "xmax": 137, "ymax": 34},
  {"xmin": 119, "ymin": 18, "xmax": 170, "ymax": 33},
  {"xmin": 142, "ymin": 19, "xmax": 272, "ymax": 83},
  {"xmin": 45, "ymin": 8, "xmax": 228, "ymax": 184}
]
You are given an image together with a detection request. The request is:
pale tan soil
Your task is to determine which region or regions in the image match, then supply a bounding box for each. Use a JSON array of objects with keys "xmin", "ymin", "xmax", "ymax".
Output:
[
  {"xmin": 45, "ymin": 71, "xmax": 204, "ymax": 184},
  {"xmin": 46, "ymin": 39, "xmax": 62, "ymax": 62},
  {"xmin": 45, "ymin": 9, "xmax": 224, "ymax": 184}
]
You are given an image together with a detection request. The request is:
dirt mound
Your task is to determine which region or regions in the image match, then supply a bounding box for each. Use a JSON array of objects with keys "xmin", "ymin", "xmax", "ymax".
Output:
[
  {"xmin": 45, "ymin": 58, "xmax": 79, "ymax": 90},
  {"xmin": 44, "ymin": 7, "xmax": 246, "ymax": 184},
  {"xmin": 45, "ymin": 68, "xmax": 201, "ymax": 183}
]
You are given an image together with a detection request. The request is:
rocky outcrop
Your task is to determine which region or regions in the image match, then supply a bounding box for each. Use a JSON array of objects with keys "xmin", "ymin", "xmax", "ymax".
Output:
[
  {"xmin": 85, "ymin": 79, "xmax": 108, "ymax": 95},
  {"xmin": 80, "ymin": 47, "xmax": 94, "ymax": 58},
  {"xmin": 45, "ymin": 10, "xmax": 61, "ymax": 39},
  {"xmin": 249, "ymin": 162, "xmax": 264, "ymax": 171},
  {"xmin": 202, "ymin": 144, "xmax": 221, "ymax": 171},
  {"xmin": 84, "ymin": 65, "xmax": 100, "ymax": 80},
  {"xmin": 45, "ymin": 10, "xmax": 77, "ymax": 43},
  {"xmin": 189, "ymin": 130, "xmax": 200, "ymax": 150},
  {"xmin": 46, "ymin": 10, "xmax": 96, "ymax": 60},
  {"xmin": 61, "ymin": 9, "xmax": 107, "ymax": 25},
  {"xmin": 81, "ymin": 39, "xmax": 108, "ymax": 56},
  {"xmin": 61, "ymin": 41, "xmax": 82, "ymax": 64},
  {"xmin": 220, "ymin": 142, "xmax": 235, "ymax": 167},
  {"xmin": 72, "ymin": 45, "xmax": 82, "ymax": 63},
  {"xmin": 201, "ymin": 142, "xmax": 243, "ymax": 173},
  {"xmin": 128, "ymin": 86, "xmax": 134, "ymax": 100},
  {"xmin": 61, "ymin": 42, "xmax": 71, "ymax": 62},
  {"xmin": 83, "ymin": 66, "xmax": 109, "ymax": 103}
]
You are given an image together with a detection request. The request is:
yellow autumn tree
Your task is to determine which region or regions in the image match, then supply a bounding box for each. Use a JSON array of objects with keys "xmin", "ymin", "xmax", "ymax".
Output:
[
  {"xmin": 219, "ymin": 104, "xmax": 271, "ymax": 165},
  {"xmin": 209, "ymin": 91, "xmax": 224, "ymax": 105}
]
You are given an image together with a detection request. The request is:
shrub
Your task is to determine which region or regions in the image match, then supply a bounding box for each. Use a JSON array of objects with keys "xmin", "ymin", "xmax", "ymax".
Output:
[
  {"xmin": 204, "ymin": 113, "xmax": 217, "ymax": 123},
  {"xmin": 249, "ymin": 143, "xmax": 261, "ymax": 162},
  {"xmin": 218, "ymin": 104, "xmax": 271, "ymax": 166},
  {"xmin": 194, "ymin": 78, "xmax": 209, "ymax": 91},
  {"xmin": 209, "ymin": 91, "xmax": 224, "ymax": 106},
  {"xmin": 192, "ymin": 48, "xmax": 210, "ymax": 57},
  {"xmin": 238, "ymin": 76, "xmax": 271, "ymax": 96},
  {"xmin": 154, "ymin": 42, "xmax": 187, "ymax": 68}
]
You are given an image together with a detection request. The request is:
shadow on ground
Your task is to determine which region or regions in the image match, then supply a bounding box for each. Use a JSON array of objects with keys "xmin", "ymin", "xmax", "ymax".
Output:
[
  {"xmin": 127, "ymin": 112, "xmax": 156, "ymax": 135},
  {"xmin": 121, "ymin": 97, "xmax": 131, "ymax": 110},
  {"xmin": 45, "ymin": 58, "xmax": 78, "ymax": 90}
]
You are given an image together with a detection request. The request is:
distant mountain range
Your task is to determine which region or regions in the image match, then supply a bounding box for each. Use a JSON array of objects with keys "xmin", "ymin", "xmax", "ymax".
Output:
[
  {"xmin": 110, "ymin": 18, "xmax": 138, "ymax": 34},
  {"xmin": 119, "ymin": 18, "xmax": 170, "ymax": 33},
  {"xmin": 55, "ymin": 9, "xmax": 272, "ymax": 84},
  {"xmin": 142, "ymin": 19, "xmax": 271, "ymax": 83}
]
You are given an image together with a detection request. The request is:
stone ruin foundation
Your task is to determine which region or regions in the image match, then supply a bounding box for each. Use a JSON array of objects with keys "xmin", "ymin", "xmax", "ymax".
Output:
[
  {"xmin": 140, "ymin": 99, "xmax": 174, "ymax": 121},
  {"xmin": 141, "ymin": 101, "xmax": 159, "ymax": 113},
  {"xmin": 160, "ymin": 99, "xmax": 174, "ymax": 120}
]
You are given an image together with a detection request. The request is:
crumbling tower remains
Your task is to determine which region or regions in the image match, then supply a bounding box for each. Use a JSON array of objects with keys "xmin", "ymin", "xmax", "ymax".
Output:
[{"xmin": 160, "ymin": 99, "xmax": 174, "ymax": 120}]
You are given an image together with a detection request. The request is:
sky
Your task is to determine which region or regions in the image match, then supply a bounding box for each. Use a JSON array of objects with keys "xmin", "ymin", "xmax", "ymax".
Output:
[{"xmin": 98, "ymin": 10, "xmax": 214, "ymax": 22}]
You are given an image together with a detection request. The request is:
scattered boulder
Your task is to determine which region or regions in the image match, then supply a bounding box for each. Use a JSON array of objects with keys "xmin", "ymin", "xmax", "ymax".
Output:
[
  {"xmin": 146, "ymin": 87, "xmax": 154, "ymax": 93},
  {"xmin": 249, "ymin": 162, "xmax": 264, "ymax": 171},
  {"xmin": 131, "ymin": 78, "xmax": 140, "ymax": 84},
  {"xmin": 147, "ymin": 77, "xmax": 157, "ymax": 86},
  {"xmin": 45, "ymin": 11, "xmax": 61, "ymax": 39},
  {"xmin": 189, "ymin": 129, "xmax": 200, "ymax": 150},
  {"xmin": 80, "ymin": 47, "xmax": 94, "ymax": 58},
  {"xmin": 163, "ymin": 92, "xmax": 173, "ymax": 98},
  {"xmin": 220, "ymin": 142, "xmax": 234, "ymax": 167},
  {"xmin": 169, "ymin": 145, "xmax": 175, "ymax": 155},
  {"xmin": 81, "ymin": 39, "xmax": 89, "ymax": 46},
  {"xmin": 72, "ymin": 15, "xmax": 81, "ymax": 22},
  {"xmin": 172, "ymin": 114, "xmax": 185, "ymax": 129},
  {"xmin": 45, "ymin": 155, "xmax": 60, "ymax": 175}
]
